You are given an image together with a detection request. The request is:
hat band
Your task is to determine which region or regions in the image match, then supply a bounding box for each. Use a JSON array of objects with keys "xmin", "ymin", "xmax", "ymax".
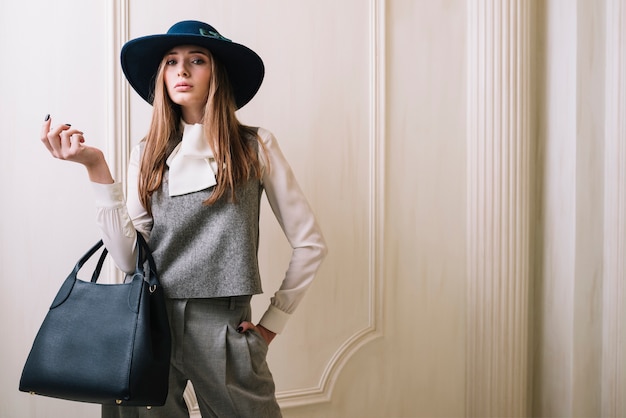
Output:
[{"xmin": 198, "ymin": 28, "xmax": 231, "ymax": 42}]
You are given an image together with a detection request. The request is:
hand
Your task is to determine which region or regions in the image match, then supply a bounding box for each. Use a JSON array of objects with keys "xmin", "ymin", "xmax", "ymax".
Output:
[
  {"xmin": 41, "ymin": 115, "xmax": 114, "ymax": 184},
  {"xmin": 237, "ymin": 321, "xmax": 276, "ymax": 345}
]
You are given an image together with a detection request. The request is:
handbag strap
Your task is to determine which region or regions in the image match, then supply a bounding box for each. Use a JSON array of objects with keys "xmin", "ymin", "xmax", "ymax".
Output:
[
  {"xmin": 135, "ymin": 232, "xmax": 159, "ymax": 288},
  {"xmin": 90, "ymin": 247, "xmax": 109, "ymax": 283},
  {"xmin": 71, "ymin": 233, "xmax": 159, "ymax": 287},
  {"xmin": 71, "ymin": 240, "xmax": 105, "ymax": 279}
]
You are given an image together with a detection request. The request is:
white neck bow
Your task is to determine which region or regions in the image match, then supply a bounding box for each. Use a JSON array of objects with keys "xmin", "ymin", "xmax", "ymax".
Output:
[{"xmin": 166, "ymin": 122, "xmax": 217, "ymax": 197}]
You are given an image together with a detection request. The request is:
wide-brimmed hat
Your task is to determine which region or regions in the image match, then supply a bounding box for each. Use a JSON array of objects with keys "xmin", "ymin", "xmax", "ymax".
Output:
[{"xmin": 121, "ymin": 20, "xmax": 264, "ymax": 109}]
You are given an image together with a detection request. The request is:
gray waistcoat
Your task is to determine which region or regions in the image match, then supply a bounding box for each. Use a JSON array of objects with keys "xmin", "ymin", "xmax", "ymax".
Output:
[{"xmin": 149, "ymin": 166, "xmax": 264, "ymax": 299}]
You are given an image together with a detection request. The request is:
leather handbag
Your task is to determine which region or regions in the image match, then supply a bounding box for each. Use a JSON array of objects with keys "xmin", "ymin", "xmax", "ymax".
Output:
[{"xmin": 19, "ymin": 234, "xmax": 171, "ymax": 406}]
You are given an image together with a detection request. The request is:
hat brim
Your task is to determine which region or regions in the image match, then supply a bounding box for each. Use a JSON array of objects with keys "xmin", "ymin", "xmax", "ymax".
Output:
[{"xmin": 121, "ymin": 34, "xmax": 264, "ymax": 109}]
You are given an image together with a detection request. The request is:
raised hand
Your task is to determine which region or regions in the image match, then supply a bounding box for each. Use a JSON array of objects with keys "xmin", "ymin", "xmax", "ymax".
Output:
[{"xmin": 41, "ymin": 114, "xmax": 114, "ymax": 184}]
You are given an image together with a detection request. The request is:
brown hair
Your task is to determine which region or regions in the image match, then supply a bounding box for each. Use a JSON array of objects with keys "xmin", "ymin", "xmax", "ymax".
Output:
[{"xmin": 138, "ymin": 51, "xmax": 266, "ymax": 215}]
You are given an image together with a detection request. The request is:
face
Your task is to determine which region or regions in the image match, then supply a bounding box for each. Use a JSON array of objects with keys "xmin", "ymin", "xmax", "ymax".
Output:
[{"xmin": 163, "ymin": 45, "xmax": 212, "ymax": 122}]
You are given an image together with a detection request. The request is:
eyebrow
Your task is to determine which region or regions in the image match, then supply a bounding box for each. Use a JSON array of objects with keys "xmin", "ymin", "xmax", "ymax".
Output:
[{"xmin": 166, "ymin": 49, "xmax": 210, "ymax": 56}]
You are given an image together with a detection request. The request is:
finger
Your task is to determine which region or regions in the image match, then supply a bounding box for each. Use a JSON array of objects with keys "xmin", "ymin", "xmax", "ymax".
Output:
[
  {"xmin": 59, "ymin": 128, "xmax": 84, "ymax": 145},
  {"xmin": 59, "ymin": 129, "xmax": 84, "ymax": 158},
  {"xmin": 236, "ymin": 321, "xmax": 256, "ymax": 333},
  {"xmin": 46, "ymin": 124, "xmax": 73, "ymax": 157},
  {"xmin": 59, "ymin": 127, "xmax": 78, "ymax": 143},
  {"xmin": 40, "ymin": 115, "xmax": 54, "ymax": 152},
  {"xmin": 73, "ymin": 132, "xmax": 85, "ymax": 143},
  {"xmin": 48, "ymin": 123, "xmax": 73, "ymax": 138},
  {"xmin": 41, "ymin": 114, "xmax": 52, "ymax": 139},
  {"xmin": 68, "ymin": 132, "xmax": 85, "ymax": 154}
]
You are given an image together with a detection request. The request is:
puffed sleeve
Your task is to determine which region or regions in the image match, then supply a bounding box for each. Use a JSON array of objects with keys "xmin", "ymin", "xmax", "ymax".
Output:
[{"xmin": 92, "ymin": 144, "xmax": 152, "ymax": 273}]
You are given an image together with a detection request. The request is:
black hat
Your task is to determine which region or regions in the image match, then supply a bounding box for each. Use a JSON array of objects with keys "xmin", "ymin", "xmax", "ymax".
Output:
[{"xmin": 121, "ymin": 20, "xmax": 264, "ymax": 109}]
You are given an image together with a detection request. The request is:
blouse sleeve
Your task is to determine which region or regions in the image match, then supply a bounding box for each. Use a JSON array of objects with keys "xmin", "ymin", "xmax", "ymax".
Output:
[
  {"xmin": 256, "ymin": 128, "xmax": 328, "ymax": 334},
  {"xmin": 92, "ymin": 144, "xmax": 152, "ymax": 274}
]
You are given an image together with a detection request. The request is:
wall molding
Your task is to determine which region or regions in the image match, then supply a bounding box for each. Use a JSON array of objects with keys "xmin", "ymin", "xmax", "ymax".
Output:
[
  {"xmin": 466, "ymin": 0, "xmax": 531, "ymax": 416},
  {"xmin": 108, "ymin": 0, "xmax": 385, "ymax": 411},
  {"xmin": 602, "ymin": 0, "xmax": 626, "ymax": 414},
  {"xmin": 105, "ymin": 0, "xmax": 130, "ymax": 283},
  {"xmin": 106, "ymin": 0, "xmax": 130, "ymax": 188},
  {"xmin": 276, "ymin": 0, "xmax": 387, "ymax": 408}
]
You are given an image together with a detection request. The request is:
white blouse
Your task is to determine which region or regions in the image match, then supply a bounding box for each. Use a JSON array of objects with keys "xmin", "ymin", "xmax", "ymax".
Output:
[{"xmin": 92, "ymin": 127, "xmax": 327, "ymax": 334}]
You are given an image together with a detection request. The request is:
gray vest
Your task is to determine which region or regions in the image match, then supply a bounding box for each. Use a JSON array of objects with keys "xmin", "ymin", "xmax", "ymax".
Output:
[{"xmin": 149, "ymin": 162, "xmax": 264, "ymax": 299}]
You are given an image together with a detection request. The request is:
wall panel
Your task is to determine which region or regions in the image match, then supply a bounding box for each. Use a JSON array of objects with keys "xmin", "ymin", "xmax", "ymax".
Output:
[
  {"xmin": 2, "ymin": 1, "xmax": 471, "ymax": 417},
  {"xmin": 602, "ymin": 0, "xmax": 626, "ymax": 415},
  {"xmin": 0, "ymin": 1, "xmax": 109, "ymax": 417},
  {"xmin": 122, "ymin": 0, "xmax": 383, "ymax": 410}
]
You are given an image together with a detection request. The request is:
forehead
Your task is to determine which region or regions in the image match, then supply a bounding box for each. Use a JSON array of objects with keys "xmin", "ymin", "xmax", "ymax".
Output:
[{"xmin": 166, "ymin": 44, "xmax": 211, "ymax": 55}]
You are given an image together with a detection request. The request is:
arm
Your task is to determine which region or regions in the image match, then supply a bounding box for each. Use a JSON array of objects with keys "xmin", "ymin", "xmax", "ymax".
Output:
[
  {"xmin": 40, "ymin": 115, "xmax": 150, "ymax": 273},
  {"xmin": 254, "ymin": 128, "xmax": 328, "ymax": 336},
  {"xmin": 93, "ymin": 144, "xmax": 152, "ymax": 273}
]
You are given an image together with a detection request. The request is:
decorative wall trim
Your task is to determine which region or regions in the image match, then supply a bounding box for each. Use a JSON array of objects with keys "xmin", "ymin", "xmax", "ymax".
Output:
[
  {"xmin": 105, "ymin": 0, "xmax": 130, "ymax": 283},
  {"xmin": 106, "ymin": 0, "xmax": 130, "ymax": 187},
  {"xmin": 466, "ymin": 0, "xmax": 531, "ymax": 416},
  {"xmin": 602, "ymin": 0, "xmax": 626, "ymax": 414},
  {"xmin": 277, "ymin": 0, "xmax": 386, "ymax": 408},
  {"xmin": 111, "ymin": 0, "xmax": 385, "ymax": 411}
]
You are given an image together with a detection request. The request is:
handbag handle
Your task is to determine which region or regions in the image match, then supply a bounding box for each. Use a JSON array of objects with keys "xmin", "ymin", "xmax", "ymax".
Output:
[
  {"xmin": 134, "ymin": 233, "xmax": 159, "ymax": 288},
  {"xmin": 91, "ymin": 247, "xmax": 109, "ymax": 283},
  {"xmin": 50, "ymin": 233, "xmax": 159, "ymax": 310},
  {"xmin": 71, "ymin": 233, "xmax": 158, "ymax": 287}
]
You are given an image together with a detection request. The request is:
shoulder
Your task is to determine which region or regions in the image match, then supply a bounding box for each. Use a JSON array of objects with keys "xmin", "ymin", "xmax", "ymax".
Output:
[
  {"xmin": 254, "ymin": 127, "xmax": 278, "ymax": 148},
  {"xmin": 131, "ymin": 141, "xmax": 144, "ymax": 152},
  {"xmin": 128, "ymin": 142, "xmax": 145, "ymax": 166},
  {"xmin": 242, "ymin": 126, "xmax": 280, "ymax": 153}
]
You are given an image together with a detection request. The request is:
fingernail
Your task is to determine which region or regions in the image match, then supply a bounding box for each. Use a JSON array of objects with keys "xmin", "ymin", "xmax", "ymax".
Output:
[
  {"xmin": 236, "ymin": 327, "xmax": 243, "ymax": 333},
  {"xmin": 44, "ymin": 114, "xmax": 50, "ymax": 121},
  {"xmin": 65, "ymin": 124, "xmax": 71, "ymax": 127}
]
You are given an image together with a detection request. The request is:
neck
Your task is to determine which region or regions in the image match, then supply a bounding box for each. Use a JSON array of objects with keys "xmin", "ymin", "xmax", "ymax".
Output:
[{"xmin": 181, "ymin": 108, "xmax": 204, "ymax": 125}]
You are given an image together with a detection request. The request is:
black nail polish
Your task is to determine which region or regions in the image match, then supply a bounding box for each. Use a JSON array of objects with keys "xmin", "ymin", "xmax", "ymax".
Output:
[
  {"xmin": 44, "ymin": 114, "xmax": 50, "ymax": 121},
  {"xmin": 236, "ymin": 327, "xmax": 243, "ymax": 333},
  {"xmin": 65, "ymin": 124, "xmax": 71, "ymax": 127}
]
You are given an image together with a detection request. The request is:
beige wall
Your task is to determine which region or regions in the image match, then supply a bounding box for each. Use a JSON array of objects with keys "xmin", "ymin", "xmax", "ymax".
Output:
[
  {"xmin": 533, "ymin": 0, "xmax": 626, "ymax": 417},
  {"xmin": 2, "ymin": 1, "xmax": 626, "ymax": 417},
  {"xmin": 533, "ymin": 0, "xmax": 605, "ymax": 416}
]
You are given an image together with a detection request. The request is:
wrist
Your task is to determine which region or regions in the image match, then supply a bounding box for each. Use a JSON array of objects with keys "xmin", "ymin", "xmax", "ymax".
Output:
[
  {"xmin": 84, "ymin": 153, "xmax": 114, "ymax": 184},
  {"xmin": 257, "ymin": 325, "xmax": 276, "ymax": 344}
]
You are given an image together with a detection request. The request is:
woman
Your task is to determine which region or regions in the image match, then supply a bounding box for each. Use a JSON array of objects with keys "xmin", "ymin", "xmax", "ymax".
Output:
[{"xmin": 41, "ymin": 20, "xmax": 327, "ymax": 418}]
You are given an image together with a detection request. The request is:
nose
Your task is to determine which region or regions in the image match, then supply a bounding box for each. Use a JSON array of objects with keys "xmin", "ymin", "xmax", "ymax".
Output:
[{"xmin": 177, "ymin": 62, "xmax": 189, "ymax": 77}]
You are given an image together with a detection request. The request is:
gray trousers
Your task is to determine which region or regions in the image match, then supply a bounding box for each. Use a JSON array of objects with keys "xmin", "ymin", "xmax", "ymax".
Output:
[{"xmin": 102, "ymin": 297, "xmax": 281, "ymax": 418}]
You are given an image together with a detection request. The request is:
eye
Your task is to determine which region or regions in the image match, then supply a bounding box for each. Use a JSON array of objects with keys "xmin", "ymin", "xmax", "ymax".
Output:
[
  {"xmin": 166, "ymin": 59, "xmax": 177, "ymax": 65},
  {"xmin": 191, "ymin": 57, "xmax": 206, "ymax": 65}
]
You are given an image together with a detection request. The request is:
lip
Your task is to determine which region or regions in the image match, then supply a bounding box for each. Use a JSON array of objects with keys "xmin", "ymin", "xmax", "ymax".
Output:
[{"xmin": 174, "ymin": 82, "xmax": 192, "ymax": 91}]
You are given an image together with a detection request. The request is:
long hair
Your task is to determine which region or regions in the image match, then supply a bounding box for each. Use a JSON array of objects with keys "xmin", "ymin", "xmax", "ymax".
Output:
[{"xmin": 138, "ymin": 51, "xmax": 266, "ymax": 215}]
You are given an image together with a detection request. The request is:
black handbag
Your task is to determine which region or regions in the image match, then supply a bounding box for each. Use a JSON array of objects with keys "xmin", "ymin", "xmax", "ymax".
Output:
[{"xmin": 19, "ymin": 233, "xmax": 171, "ymax": 406}]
